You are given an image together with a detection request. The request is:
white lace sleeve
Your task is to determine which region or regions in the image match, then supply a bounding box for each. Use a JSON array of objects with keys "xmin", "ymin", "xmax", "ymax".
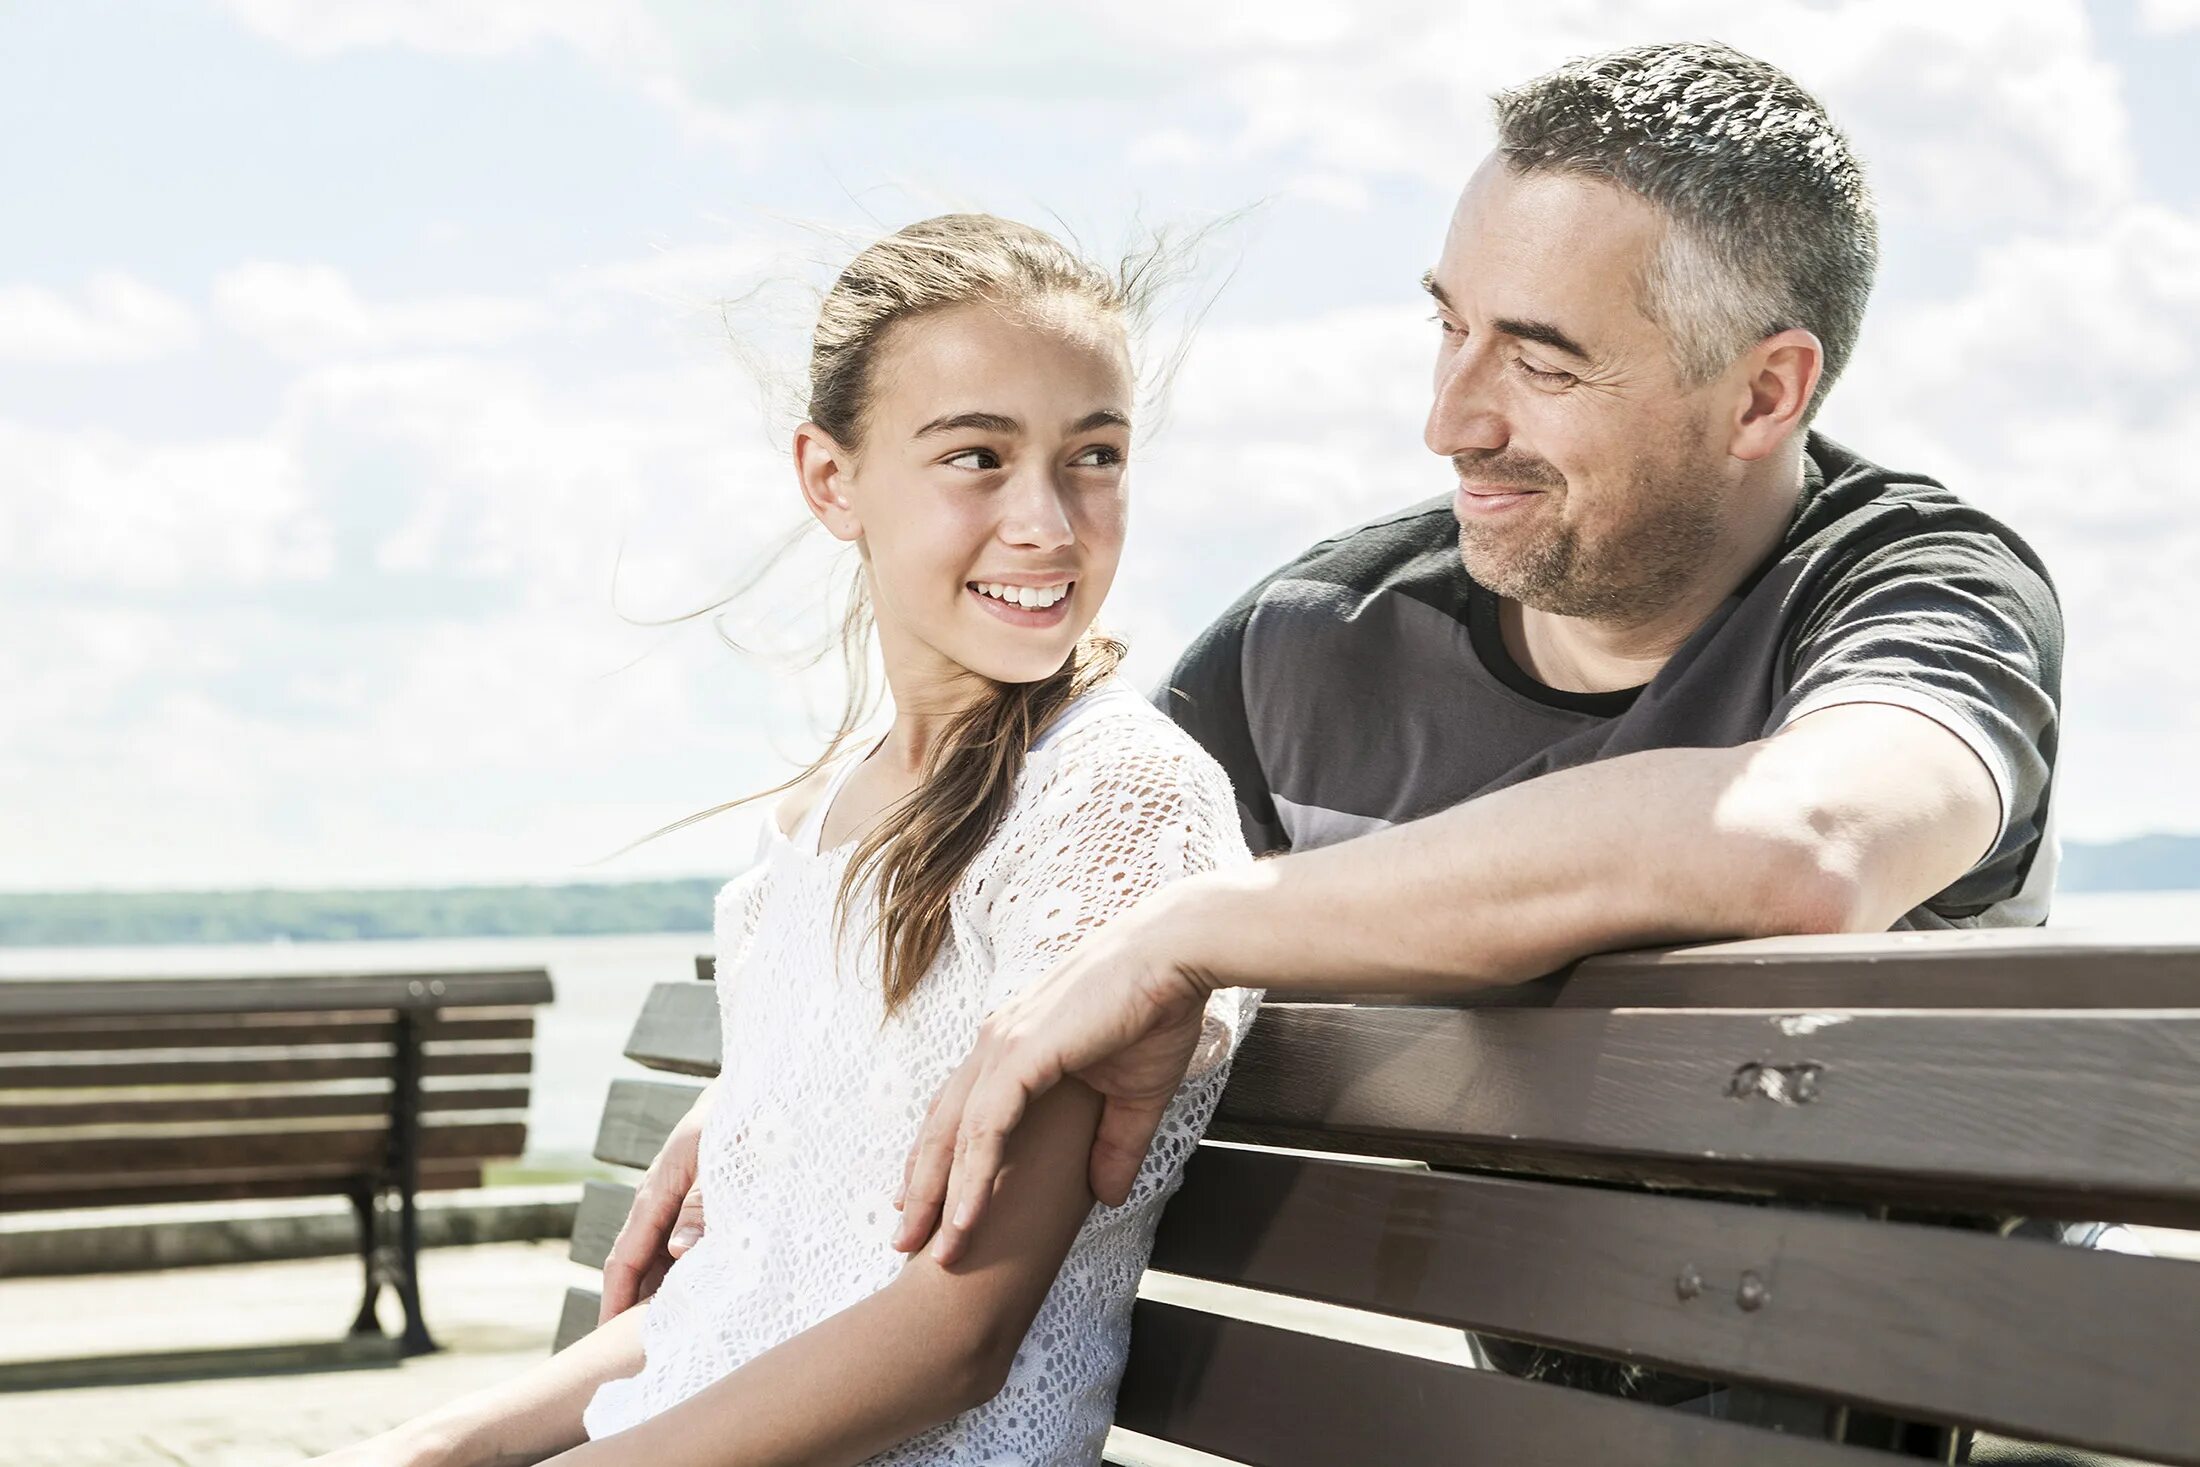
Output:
[{"xmin": 975, "ymin": 712, "xmax": 1264, "ymax": 1210}]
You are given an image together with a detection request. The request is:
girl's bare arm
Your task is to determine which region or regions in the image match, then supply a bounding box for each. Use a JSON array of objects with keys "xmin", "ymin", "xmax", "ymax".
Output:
[
  {"xmin": 316, "ymin": 1300, "xmax": 649, "ymax": 1466},
  {"xmin": 538, "ymin": 1075, "xmax": 1107, "ymax": 1467}
]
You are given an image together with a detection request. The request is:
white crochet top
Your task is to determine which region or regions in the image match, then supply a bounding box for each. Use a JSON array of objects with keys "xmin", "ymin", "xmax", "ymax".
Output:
[{"xmin": 581, "ymin": 675, "xmax": 1260, "ymax": 1463}]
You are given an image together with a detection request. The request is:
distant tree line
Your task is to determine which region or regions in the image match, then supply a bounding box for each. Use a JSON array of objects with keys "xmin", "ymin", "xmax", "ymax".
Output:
[
  {"xmin": 0, "ymin": 879, "xmax": 723, "ymax": 946},
  {"xmin": 1, "ymin": 837, "xmax": 2194, "ymax": 947}
]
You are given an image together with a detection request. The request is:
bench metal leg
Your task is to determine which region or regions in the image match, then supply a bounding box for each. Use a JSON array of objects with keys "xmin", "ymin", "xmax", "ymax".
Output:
[
  {"xmin": 347, "ymin": 1182, "xmax": 386, "ymax": 1337},
  {"xmin": 389, "ymin": 1010, "xmax": 437, "ymax": 1357}
]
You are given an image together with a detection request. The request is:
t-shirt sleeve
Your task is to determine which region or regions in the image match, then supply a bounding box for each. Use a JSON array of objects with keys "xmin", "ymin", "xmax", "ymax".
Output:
[
  {"xmin": 1766, "ymin": 529, "xmax": 2063, "ymax": 919},
  {"xmin": 1151, "ymin": 582, "xmax": 1291, "ymax": 856},
  {"xmin": 977, "ymin": 717, "xmax": 1263, "ymax": 1209}
]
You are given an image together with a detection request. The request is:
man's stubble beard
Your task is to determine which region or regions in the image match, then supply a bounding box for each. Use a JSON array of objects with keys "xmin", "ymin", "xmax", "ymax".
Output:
[{"xmin": 1455, "ymin": 430, "xmax": 1727, "ymax": 624}]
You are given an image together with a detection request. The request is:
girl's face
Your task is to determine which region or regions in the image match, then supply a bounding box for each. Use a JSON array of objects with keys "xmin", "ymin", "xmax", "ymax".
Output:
[{"xmin": 796, "ymin": 299, "xmax": 1133, "ymax": 696}]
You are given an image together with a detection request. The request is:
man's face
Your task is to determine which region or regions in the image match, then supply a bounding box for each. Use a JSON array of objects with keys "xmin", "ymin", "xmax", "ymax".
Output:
[{"xmin": 1423, "ymin": 155, "xmax": 1737, "ymax": 622}]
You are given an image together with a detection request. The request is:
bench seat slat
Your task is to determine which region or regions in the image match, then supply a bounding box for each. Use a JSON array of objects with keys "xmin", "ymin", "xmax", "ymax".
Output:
[
  {"xmin": 1152, "ymin": 1146, "xmax": 2200, "ymax": 1465},
  {"xmin": 0, "ymin": 1013, "xmax": 535, "ymax": 1053},
  {"xmin": 0, "ymin": 1049, "xmax": 534, "ymax": 1089},
  {"xmin": 1114, "ymin": 1300, "xmax": 1879, "ymax": 1466},
  {"xmin": 1, "ymin": 1085, "xmax": 531, "ymax": 1129},
  {"xmin": 1216, "ymin": 1006, "xmax": 2200, "ymax": 1227},
  {"xmin": 0, "ymin": 1120, "xmax": 526, "ymax": 1181},
  {"xmin": 570, "ymin": 1180, "xmax": 636, "ymax": 1269},
  {"xmin": 0, "ymin": 1162, "xmax": 489, "ymax": 1214},
  {"xmin": 0, "ymin": 971, "xmax": 554, "ymax": 1018}
]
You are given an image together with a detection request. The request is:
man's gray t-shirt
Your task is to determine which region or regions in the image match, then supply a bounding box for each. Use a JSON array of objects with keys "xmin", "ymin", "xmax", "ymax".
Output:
[{"xmin": 1157, "ymin": 432, "xmax": 2063, "ymax": 926}]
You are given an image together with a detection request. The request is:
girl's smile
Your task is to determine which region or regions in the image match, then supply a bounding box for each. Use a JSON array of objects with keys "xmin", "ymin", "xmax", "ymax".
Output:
[{"xmin": 966, "ymin": 578, "xmax": 1076, "ymax": 627}]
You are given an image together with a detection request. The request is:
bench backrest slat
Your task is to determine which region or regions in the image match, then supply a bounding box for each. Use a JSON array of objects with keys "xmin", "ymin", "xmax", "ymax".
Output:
[
  {"xmin": 1113, "ymin": 1300, "xmax": 1880, "ymax": 1466},
  {"xmin": 1214, "ymin": 1005, "xmax": 2200, "ymax": 1228},
  {"xmin": 1152, "ymin": 1146, "xmax": 2200, "ymax": 1463},
  {"xmin": 564, "ymin": 937, "xmax": 2200, "ymax": 1463}
]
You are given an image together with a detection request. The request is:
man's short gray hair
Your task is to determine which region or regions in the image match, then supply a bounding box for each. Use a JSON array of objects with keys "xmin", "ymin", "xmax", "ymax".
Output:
[{"xmin": 1493, "ymin": 41, "xmax": 1877, "ymax": 420}]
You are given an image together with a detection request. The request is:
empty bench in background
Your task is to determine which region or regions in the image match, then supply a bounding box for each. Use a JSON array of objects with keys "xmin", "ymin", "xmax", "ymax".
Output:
[
  {"xmin": 554, "ymin": 933, "xmax": 2200, "ymax": 1466},
  {"xmin": 0, "ymin": 968, "xmax": 553, "ymax": 1389}
]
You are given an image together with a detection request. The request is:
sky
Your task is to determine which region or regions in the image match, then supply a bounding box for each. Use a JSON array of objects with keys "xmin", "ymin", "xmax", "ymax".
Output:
[{"xmin": 3, "ymin": 0, "xmax": 2197, "ymax": 892}]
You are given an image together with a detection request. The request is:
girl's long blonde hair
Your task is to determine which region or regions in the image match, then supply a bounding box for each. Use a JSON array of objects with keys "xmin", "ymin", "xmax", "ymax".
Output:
[{"xmin": 628, "ymin": 213, "xmax": 1196, "ymax": 1016}]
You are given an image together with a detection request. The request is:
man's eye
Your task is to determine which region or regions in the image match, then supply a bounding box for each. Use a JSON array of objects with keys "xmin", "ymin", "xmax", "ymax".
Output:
[
  {"xmin": 944, "ymin": 447, "xmax": 1001, "ymax": 470},
  {"xmin": 1516, "ymin": 358, "xmax": 1576, "ymax": 386},
  {"xmin": 1427, "ymin": 314, "xmax": 1463, "ymax": 337}
]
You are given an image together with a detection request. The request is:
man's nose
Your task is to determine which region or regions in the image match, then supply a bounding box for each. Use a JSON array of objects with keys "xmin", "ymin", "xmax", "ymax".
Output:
[
  {"xmin": 999, "ymin": 470, "xmax": 1075, "ymax": 550},
  {"xmin": 1425, "ymin": 339, "xmax": 1508, "ymax": 458}
]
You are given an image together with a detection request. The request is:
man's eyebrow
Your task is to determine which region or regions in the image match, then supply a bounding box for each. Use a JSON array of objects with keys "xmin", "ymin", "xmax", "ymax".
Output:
[
  {"xmin": 913, "ymin": 411, "xmax": 1020, "ymax": 438},
  {"xmin": 1421, "ymin": 271, "xmax": 1594, "ymax": 364},
  {"xmin": 1492, "ymin": 317, "xmax": 1592, "ymax": 362}
]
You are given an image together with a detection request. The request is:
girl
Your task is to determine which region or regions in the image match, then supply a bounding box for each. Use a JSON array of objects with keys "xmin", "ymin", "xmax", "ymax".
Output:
[{"xmin": 314, "ymin": 213, "xmax": 1258, "ymax": 1466}]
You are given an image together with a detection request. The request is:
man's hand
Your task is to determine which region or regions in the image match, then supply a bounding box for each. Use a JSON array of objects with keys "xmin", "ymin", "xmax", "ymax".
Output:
[
  {"xmin": 598, "ymin": 1082, "xmax": 715, "ymax": 1323},
  {"xmin": 890, "ymin": 883, "xmax": 1216, "ymax": 1267}
]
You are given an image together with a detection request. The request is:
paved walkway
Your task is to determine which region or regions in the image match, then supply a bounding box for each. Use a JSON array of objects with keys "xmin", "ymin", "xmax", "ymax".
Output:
[{"xmin": 2, "ymin": 1240, "xmax": 574, "ymax": 1466}]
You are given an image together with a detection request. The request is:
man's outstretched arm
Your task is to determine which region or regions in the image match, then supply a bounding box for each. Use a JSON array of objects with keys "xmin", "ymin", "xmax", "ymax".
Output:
[{"xmin": 893, "ymin": 700, "xmax": 1999, "ymax": 1263}]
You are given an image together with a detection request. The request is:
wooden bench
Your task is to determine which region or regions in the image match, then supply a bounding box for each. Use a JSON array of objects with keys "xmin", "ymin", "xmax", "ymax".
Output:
[
  {"xmin": 553, "ymin": 933, "xmax": 2200, "ymax": 1465},
  {"xmin": 0, "ymin": 968, "xmax": 553, "ymax": 1384}
]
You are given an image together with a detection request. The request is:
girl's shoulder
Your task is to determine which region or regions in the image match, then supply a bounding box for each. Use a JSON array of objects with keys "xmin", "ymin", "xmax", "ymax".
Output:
[
  {"xmin": 1015, "ymin": 673, "xmax": 1239, "ymax": 829},
  {"xmin": 1028, "ymin": 673, "xmax": 1201, "ymax": 773},
  {"xmin": 770, "ymin": 764, "xmax": 837, "ymax": 844}
]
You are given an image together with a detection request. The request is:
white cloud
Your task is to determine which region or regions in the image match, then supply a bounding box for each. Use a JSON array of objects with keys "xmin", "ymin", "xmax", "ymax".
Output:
[
  {"xmin": 213, "ymin": 262, "xmax": 551, "ymax": 360},
  {"xmin": 213, "ymin": 0, "xmax": 643, "ymax": 59},
  {"xmin": 2139, "ymin": 0, "xmax": 2200, "ymax": 34},
  {"xmin": 1827, "ymin": 199, "xmax": 2200, "ymax": 839},
  {"xmin": 0, "ymin": 419, "xmax": 332, "ymax": 589},
  {"xmin": 0, "ymin": 273, "xmax": 198, "ymax": 364}
]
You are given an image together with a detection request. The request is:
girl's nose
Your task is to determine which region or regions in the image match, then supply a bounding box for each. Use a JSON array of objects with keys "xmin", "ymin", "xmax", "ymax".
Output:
[{"xmin": 998, "ymin": 473, "xmax": 1075, "ymax": 550}]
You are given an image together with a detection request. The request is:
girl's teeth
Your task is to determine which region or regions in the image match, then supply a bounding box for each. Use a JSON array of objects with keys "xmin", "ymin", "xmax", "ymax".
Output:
[{"xmin": 974, "ymin": 582, "xmax": 1068, "ymax": 609}]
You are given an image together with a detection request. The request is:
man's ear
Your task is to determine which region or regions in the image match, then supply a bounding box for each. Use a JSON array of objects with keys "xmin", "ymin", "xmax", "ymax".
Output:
[
  {"xmin": 1727, "ymin": 328, "xmax": 1822, "ymax": 463},
  {"xmin": 794, "ymin": 423, "xmax": 862, "ymax": 542}
]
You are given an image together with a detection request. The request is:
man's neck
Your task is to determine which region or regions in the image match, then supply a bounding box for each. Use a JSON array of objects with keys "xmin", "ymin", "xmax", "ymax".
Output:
[{"xmin": 1505, "ymin": 447, "xmax": 1808, "ymax": 695}]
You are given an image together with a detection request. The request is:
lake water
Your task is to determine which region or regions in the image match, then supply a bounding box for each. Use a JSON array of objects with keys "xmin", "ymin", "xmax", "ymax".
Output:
[{"xmin": 4, "ymin": 890, "xmax": 2197, "ymax": 1161}]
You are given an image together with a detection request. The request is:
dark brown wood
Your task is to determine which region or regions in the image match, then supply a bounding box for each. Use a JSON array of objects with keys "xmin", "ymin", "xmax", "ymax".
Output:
[
  {"xmin": 569, "ymin": 1180, "xmax": 636, "ymax": 1270},
  {"xmin": 0, "ymin": 1121, "xmax": 527, "ymax": 1181},
  {"xmin": 694, "ymin": 956, "xmax": 715, "ymax": 983},
  {"xmin": 1, "ymin": 1085, "xmax": 530, "ymax": 1129},
  {"xmin": 592, "ymin": 1079, "xmax": 707, "ymax": 1169},
  {"xmin": 1150, "ymin": 1147, "xmax": 2200, "ymax": 1464},
  {"xmin": 0, "ymin": 1162, "xmax": 486, "ymax": 1212},
  {"xmin": 555, "ymin": 1286, "xmax": 603, "ymax": 1352},
  {"xmin": 1451, "ymin": 929, "xmax": 2200, "ymax": 1011},
  {"xmin": 0, "ymin": 1048, "xmax": 533, "ymax": 1089},
  {"xmin": 1212, "ymin": 1005, "xmax": 2200, "ymax": 1227},
  {"xmin": 0, "ymin": 970, "xmax": 554, "ymax": 1018},
  {"xmin": 1113, "ymin": 1301, "xmax": 1878, "ymax": 1465},
  {"xmin": 0, "ymin": 1013, "xmax": 536, "ymax": 1052},
  {"xmin": 622, "ymin": 983, "xmax": 720, "ymax": 1076}
]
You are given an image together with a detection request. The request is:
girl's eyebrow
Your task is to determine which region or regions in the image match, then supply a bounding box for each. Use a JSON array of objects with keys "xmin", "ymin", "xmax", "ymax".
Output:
[
  {"xmin": 914, "ymin": 411, "xmax": 1020, "ymax": 438},
  {"xmin": 911, "ymin": 409, "xmax": 1131, "ymax": 439}
]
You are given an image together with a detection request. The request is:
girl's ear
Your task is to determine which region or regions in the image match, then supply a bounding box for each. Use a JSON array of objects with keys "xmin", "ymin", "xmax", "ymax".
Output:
[{"xmin": 794, "ymin": 423, "xmax": 862, "ymax": 543}]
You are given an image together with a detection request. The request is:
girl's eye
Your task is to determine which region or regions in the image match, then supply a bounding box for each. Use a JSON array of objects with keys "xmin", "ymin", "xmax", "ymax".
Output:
[
  {"xmin": 943, "ymin": 447, "xmax": 1002, "ymax": 471},
  {"xmin": 1071, "ymin": 444, "xmax": 1124, "ymax": 468},
  {"xmin": 1516, "ymin": 358, "xmax": 1576, "ymax": 386}
]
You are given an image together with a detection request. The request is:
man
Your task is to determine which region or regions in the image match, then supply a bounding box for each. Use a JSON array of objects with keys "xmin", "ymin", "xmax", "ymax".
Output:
[{"xmin": 604, "ymin": 40, "xmax": 2063, "ymax": 1450}]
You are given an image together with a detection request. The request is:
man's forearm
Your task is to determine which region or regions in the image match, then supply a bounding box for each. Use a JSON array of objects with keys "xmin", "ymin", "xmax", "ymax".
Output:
[{"xmin": 1175, "ymin": 741, "xmax": 1854, "ymax": 995}]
